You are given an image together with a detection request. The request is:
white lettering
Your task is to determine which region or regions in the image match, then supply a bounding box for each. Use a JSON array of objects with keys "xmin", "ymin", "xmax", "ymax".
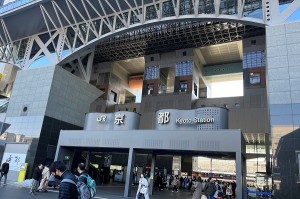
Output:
[
  {"xmin": 157, "ymin": 112, "xmax": 170, "ymax": 124},
  {"xmin": 175, "ymin": 117, "xmax": 215, "ymax": 125},
  {"xmin": 97, "ymin": 115, "xmax": 107, "ymax": 122},
  {"xmin": 114, "ymin": 114, "xmax": 125, "ymax": 125}
]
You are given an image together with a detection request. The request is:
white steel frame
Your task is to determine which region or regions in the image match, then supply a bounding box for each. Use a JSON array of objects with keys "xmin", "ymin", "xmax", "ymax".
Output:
[{"xmin": 0, "ymin": 0, "xmax": 299, "ymax": 71}]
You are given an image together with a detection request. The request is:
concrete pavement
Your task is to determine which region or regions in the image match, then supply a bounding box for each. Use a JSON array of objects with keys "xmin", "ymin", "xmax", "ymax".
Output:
[{"xmin": 0, "ymin": 181, "xmax": 195, "ymax": 199}]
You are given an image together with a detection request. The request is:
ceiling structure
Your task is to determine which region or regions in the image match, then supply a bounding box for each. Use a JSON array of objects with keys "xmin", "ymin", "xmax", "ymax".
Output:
[{"xmin": 93, "ymin": 21, "xmax": 265, "ymax": 64}]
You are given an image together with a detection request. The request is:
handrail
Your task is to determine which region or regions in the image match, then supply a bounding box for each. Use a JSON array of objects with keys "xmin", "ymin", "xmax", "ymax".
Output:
[{"xmin": 0, "ymin": 0, "xmax": 36, "ymax": 15}]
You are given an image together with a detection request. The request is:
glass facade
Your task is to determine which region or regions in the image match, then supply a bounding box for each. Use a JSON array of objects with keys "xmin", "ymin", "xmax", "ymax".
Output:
[
  {"xmin": 220, "ymin": 0, "xmax": 238, "ymax": 15},
  {"xmin": 243, "ymin": 50, "xmax": 266, "ymax": 68},
  {"xmin": 198, "ymin": 0, "xmax": 215, "ymax": 14},
  {"xmin": 179, "ymin": 0, "xmax": 194, "ymax": 15},
  {"xmin": 144, "ymin": 65, "xmax": 159, "ymax": 80},
  {"xmin": 175, "ymin": 60, "xmax": 193, "ymax": 76},
  {"xmin": 162, "ymin": 0, "xmax": 175, "ymax": 17},
  {"xmin": 243, "ymin": 0, "xmax": 263, "ymax": 19},
  {"xmin": 146, "ymin": 5, "xmax": 158, "ymax": 21}
]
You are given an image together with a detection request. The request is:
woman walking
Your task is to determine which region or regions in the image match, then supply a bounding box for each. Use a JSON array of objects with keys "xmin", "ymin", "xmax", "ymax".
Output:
[{"xmin": 192, "ymin": 177, "xmax": 202, "ymax": 199}]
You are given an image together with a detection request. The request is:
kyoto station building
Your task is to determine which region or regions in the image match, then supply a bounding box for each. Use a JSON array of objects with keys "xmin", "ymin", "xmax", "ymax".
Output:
[{"xmin": 0, "ymin": 0, "xmax": 300, "ymax": 198}]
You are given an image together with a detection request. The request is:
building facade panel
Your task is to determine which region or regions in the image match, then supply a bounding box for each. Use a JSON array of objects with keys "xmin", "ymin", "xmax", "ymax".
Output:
[
  {"xmin": 266, "ymin": 21, "xmax": 300, "ymax": 198},
  {"xmin": 268, "ymin": 79, "xmax": 291, "ymax": 93},
  {"xmin": 289, "ymin": 66, "xmax": 300, "ymax": 79},
  {"xmin": 266, "ymin": 34, "xmax": 287, "ymax": 47},
  {"xmin": 268, "ymin": 67, "xmax": 290, "ymax": 81},
  {"xmin": 269, "ymin": 104, "xmax": 293, "ymax": 116},
  {"xmin": 269, "ymin": 91, "xmax": 292, "ymax": 104},
  {"xmin": 266, "ymin": 56, "xmax": 289, "ymax": 69}
]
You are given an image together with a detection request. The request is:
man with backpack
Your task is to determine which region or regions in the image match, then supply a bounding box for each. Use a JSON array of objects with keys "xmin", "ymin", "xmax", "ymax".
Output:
[
  {"xmin": 77, "ymin": 163, "xmax": 88, "ymax": 184},
  {"xmin": 77, "ymin": 162, "xmax": 97, "ymax": 199},
  {"xmin": 49, "ymin": 161, "xmax": 79, "ymax": 199}
]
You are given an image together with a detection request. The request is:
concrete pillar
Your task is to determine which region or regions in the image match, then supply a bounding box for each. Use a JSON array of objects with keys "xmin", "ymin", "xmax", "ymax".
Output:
[
  {"xmin": 85, "ymin": 151, "xmax": 90, "ymax": 171},
  {"xmin": 124, "ymin": 148, "xmax": 136, "ymax": 198},
  {"xmin": 236, "ymin": 152, "xmax": 246, "ymax": 199},
  {"xmin": 149, "ymin": 154, "xmax": 156, "ymax": 195}
]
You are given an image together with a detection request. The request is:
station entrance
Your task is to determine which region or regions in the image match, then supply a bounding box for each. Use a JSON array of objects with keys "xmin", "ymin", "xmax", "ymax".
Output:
[{"xmin": 55, "ymin": 129, "xmax": 246, "ymax": 198}]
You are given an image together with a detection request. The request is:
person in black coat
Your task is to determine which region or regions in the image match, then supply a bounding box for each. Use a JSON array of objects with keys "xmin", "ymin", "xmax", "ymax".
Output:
[
  {"xmin": 77, "ymin": 163, "xmax": 88, "ymax": 185},
  {"xmin": 29, "ymin": 163, "xmax": 44, "ymax": 195},
  {"xmin": 0, "ymin": 159, "xmax": 10, "ymax": 185},
  {"xmin": 49, "ymin": 161, "xmax": 78, "ymax": 199}
]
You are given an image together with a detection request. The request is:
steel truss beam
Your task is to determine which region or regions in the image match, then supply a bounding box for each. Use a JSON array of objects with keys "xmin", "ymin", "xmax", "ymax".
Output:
[{"xmin": 0, "ymin": 0, "xmax": 298, "ymax": 70}]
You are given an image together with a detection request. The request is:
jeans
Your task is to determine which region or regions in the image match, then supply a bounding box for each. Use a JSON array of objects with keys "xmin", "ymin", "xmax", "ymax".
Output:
[
  {"xmin": 0, "ymin": 173, "xmax": 7, "ymax": 184},
  {"xmin": 29, "ymin": 179, "xmax": 39, "ymax": 194}
]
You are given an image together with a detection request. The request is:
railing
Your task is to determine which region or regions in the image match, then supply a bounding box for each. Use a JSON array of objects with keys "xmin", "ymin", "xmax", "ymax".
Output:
[{"xmin": 0, "ymin": 0, "xmax": 36, "ymax": 15}]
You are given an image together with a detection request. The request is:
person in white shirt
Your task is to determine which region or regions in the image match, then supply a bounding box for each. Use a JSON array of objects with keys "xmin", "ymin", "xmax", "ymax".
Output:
[
  {"xmin": 38, "ymin": 165, "xmax": 50, "ymax": 192},
  {"xmin": 136, "ymin": 174, "xmax": 149, "ymax": 199}
]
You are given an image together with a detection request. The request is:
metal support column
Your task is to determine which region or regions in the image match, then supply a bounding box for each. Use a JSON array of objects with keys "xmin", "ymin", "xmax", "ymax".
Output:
[
  {"xmin": 236, "ymin": 152, "xmax": 247, "ymax": 199},
  {"xmin": 149, "ymin": 153, "xmax": 156, "ymax": 195},
  {"xmin": 85, "ymin": 150, "xmax": 90, "ymax": 171},
  {"xmin": 124, "ymin": 148, "xmax": 136, "ymax": 198}
]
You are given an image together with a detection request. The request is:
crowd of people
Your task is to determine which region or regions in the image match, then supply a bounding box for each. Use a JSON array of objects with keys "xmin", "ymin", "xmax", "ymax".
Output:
[
  {"xmin": 26, "ymin": 161, "xmax": 95, "ymax": 199},
  {"xmin": 152, "ymin": 173, "xmax": 237, "ymax": 199}
]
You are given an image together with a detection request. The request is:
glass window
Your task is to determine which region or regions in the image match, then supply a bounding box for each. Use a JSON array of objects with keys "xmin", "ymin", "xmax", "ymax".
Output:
[
  {"xmin": 110, "ymin": 90, "xmax": 118, "ymax": 102},
  {"xmin": 194, "ymin": 83, "xmax": 198, "ymax": 96},
  {"xmin": 144, "ymin": 65, "xmax": 159, "ymax": 80},
  {"xmin": 179, "ymin": 81, "xmax": 188, "ymax": 92},
  {"xmin": 179, "ymin": 0, "xmax": 194, "ymax": 15},
  {"xmin": 162, "ymin": 0, "xmax": 175, "ymax": 17},
  {"xmin": 250, "ymin": 73, "xmax": 261, "ymax": 85},
  {"xmin": 243, "ymin": 50, "xmax": 266, "ymax": 68},
  {"xmin": 198, "ymin": 0, "xmax": 215, "ymax": 14},
  {"xmin": 176, "ymin": 60, "xmax": 193, "ymax": 76},
  {"xmin": 147, "ymin": 83, "xmax": 154, "ymax": 95},
  {"xmin": 146, "ymin": 5, "xmax": 158, "ymax": 20}
]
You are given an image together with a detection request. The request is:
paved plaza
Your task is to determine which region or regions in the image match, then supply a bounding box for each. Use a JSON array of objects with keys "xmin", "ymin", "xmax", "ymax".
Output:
[{"xmin": 0, "ymin": 181, "xmax": 200, "ymax": 199}]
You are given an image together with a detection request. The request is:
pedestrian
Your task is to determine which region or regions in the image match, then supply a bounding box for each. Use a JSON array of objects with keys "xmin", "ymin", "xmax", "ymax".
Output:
[
  {"xmin": 49, "ymin": 161, "xmax": 79, "ymax": 199},
  {"xmin": 0, "ymin": 159, "xmax": 10, "ymax": 185},
  {"xmin": 226, "ymin": 182, "xmax": 233, "ymax": 199},
  {"xmin": 48, "ymin": 173, "xmax": 57, "ymax": 189},
  {"xmin": 203, "ymin": 178, "xmax": 216, "ymax": 199},
  {"xmin": 192, "ymin": 177, "xmax": 202, "ymax": 199},
  {"xmin": 38, "ymin": 164, "xmax": 50, "ymax": 192},
  {"xmin": 29, "ymin": 162, "xmax": 45, "ymax": 196},
  {"xmin": 77, "ymin": 162, "xmax": 88, "ymax": 184},
  {"xmin": 172, "ymin": 176, "xmax": 179, "ymax": 192},
  {"xmin": 136, "ymin": 173, "xmax": 149, "ymax": 199},
  {"xmin": 231, "ymin": 181, "xmax": 236, "ymax": 197}
]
